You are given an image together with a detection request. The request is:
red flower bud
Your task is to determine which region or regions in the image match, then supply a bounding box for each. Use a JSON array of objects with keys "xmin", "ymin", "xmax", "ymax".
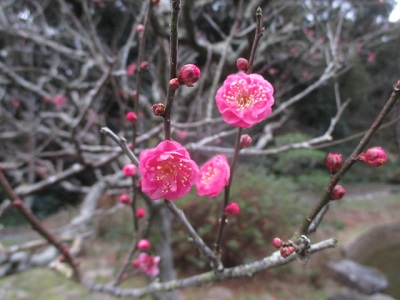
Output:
[
  {"xmin": 224, "ymin": 202, "xmax": 240, "ymax": 216},
  {"xmin": 331, "ymin": 184, "xmax": 346, "ymax": 200},
  {"xmin": 240, "ymin": 134, "xmax": 252, "ymax": 148},
  {"xmin": 125, "ymin": 111, "xmax": 137, "ymax": 124},
  {"xmin": 137, "ymin": 239, "xmax": 151, "ymax": 251},
  {"xmin": 123, "ymin": 164, "xmax": 137, "ymax": 177},
  {"xmin": 169, "ymin": 78, "xmax": 180, "ymax": 90},
  {"xmin": 12, "ymin": 199, "xmax": 23, "ymax": 208},
  {"xmin": 280, "ymin": 246, "xmax": 295, "ymax": 258},
  {"xmin": 151, "ymin": 0, "xmax": 160, "ymax": 5},
  {"xmin": 151, "ymin": 103, "xmax": 165, "ymax": 117},
  {"xmin": 178, "ymin": 64, "xmax": 200, "ymax": 87},
  {"xmin": 236, "ymin": 58, "xmax": 248, "ymax": 71},
  {"xmin": 135, "ymin": 208, "xmax": 146, "ymax": 219},
  {"xmin": 118, "ymin": 193, "xmax": 131, "ymax": 205},
  {"xmin": 272, "ymin": 237, "xmax": 283, "ymax": 249},
  {"xmin": 358, "ymin": 147, "xmax": 387, "ymax": 167},
  {"xmin": 325, "ymin": 153, "xmax": 343, "ymax": 174}
]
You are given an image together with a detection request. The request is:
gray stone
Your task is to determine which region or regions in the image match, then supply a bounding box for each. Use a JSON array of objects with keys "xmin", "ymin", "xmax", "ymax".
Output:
[
  {"xmin": 328, "ymin": 259, "xmax": 389, "ymax": 295},
  {"xmin": 330, "ymin": 293, "xmax": 396, "ymax": 300}
]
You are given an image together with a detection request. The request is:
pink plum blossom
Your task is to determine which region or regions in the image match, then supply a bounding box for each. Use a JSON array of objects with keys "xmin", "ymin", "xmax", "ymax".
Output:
[
  {"xmin": 139, "ymin": 140, "xmax": 199, "ymax": 200},
  {"xmin": 367, "ymin": 51, "xmax": 376, "ymax": 63},
  {"xmin": 215, "ymin": 72, "xmax": 274, "ymax": 128},
  {"xmin": 196, "ymin": 155, "xmax": 230, "ymax": 198},
  {"xmin": 52, "ymin": 94, "xmax": 67, "ymax": 109},
  {"xmin": 126, "ymin": 63, "xmax": 137, "ymax": 75},
  {"xmin": 131, "ymin": 253, "xmax": 160, "ymax": 277}
]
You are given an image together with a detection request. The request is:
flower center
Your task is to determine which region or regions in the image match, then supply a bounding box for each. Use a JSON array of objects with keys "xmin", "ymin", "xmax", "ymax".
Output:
[
  {"xmin": 201, "ymin": 166, "xmax": 217, "ymax": 184},
  {"xmin": 155, "ymin": 155, "xmax": 193, "ymax": 193}
]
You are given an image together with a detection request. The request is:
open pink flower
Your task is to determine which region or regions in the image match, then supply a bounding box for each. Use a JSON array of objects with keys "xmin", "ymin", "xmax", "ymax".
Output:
[
  {"xmin": 139, "ymin": 140, "xmax": 199, "ymax": 200},
  {"xmin": 196, "ymin": 155, "xmax": 230, "ymax": 198},
  {"xmin": 215, "ymin": 72, "xmax": 274, "ymax": 128},
  {"xmin": 131, "ymin": 253, "xmax": 160, "ymax": 277}
]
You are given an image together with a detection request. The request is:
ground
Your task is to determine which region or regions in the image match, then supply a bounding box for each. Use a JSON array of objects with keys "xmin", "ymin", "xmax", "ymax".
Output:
[{"xmin": 0, "ymin": 183, "xmax": 399, "ymax": 300}]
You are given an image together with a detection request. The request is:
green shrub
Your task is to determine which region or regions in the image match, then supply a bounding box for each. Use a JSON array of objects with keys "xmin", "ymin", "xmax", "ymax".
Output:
[{"xmin": 172, "ymin": 164, "xmax": 305, "ymax": 270}]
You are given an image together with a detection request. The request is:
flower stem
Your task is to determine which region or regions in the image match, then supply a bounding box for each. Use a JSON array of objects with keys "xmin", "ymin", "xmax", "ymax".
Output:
[
  {"xmin": 132, "ymin": 1, "xmax": 152, "ymax": 148},
  {"xmin": 163, "ymin": 0, "xmax": 180, "ymax": 140},
  {"xmin": 214, "ymin": 127, "xmax": 242, "ymax": 257},
  {"xmin": 247, "ymin": 7, "xmax": 264, "ymax": 74}
]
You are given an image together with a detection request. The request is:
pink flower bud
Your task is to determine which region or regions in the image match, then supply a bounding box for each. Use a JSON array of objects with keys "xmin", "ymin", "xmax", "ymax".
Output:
[
  {"xmin": 137, "ymin": 239, "xmax": 151, "ymax": 251},
  {"xmin": 358, "ymin": 147, "xmax": 387, "ymax": 167},
  {"xmin": 136, "ymin": 24, "xmax": 145, "ymax": 33},
  {"xmin": 151, "ymin": 103, "xmax": 165, "ymax": 117},
  {"xmin": 135, "ymin": 208, "xmax": 146, "ymax": 219},
  {"xmin": 118, "ymin": 193, "xmax": 131, "ymax": 205},
  {"xmin": 177, "ymin": 130, "xmax": 188, "ymax": 140},
  {"xmin": 240, "ymin": 134, "xmax": 252, "ymax": 148},
  {"xmin": 169, "ymin": 78, "xmax": 180, "ymax": 90},
  {"xmin": 140, "ymin": 61, "xmax": 149, "ymax": 70},
  {"xmin": 325, "ymin": 153, "xmax": 343, "ymax": 174},
  {"xmin": 125, "ymin": 111, "xmax": 137, "ymax": 124},
  {"xmin": 272, "ymin": 237, "xmax": 283, "ymax": 249},
  {"xmin": 236, "ymin": 58, "xmax": 248, "ymax": 71},
  {"xmin": 224, "ymin": 202, "xmax": 240, "ymax": 216},
  {"xmin": 123, "ymin": 164, "xmax": 137, "ymax": 177},
  {"xmin": 331, "ymin": 184, "xmax": 346, "ymax": 200},
  {"xmin": 131, "ymin": 90, "xmax": 138, "ymax": 99},
  {"xmin": 178, "ymin": 64, "xmax": 201, "ymax": 87},
  {"xmin": 280, "ymin": 246, "xmax": 295, "ymax": 258}
]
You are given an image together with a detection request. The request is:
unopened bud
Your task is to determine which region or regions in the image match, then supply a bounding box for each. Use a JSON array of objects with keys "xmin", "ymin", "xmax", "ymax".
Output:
[
  {"xmin": 140, "ymin": 61, "xmax": 149, "ymax": 70},
  {"xmin": 178, "ymin": 64, "xmax": 201, "ymax": 87},
  {"xmin": 224, "ymin": 202, "xmax": 240, "ymax": 216},
  {"xmin": 137, "ymin": 239, "xmax": 151, "ymax": 251},
  {"xmin": 151, "ymin": 103, "xmax": 165, "ymax": 117},
  {"xmin": 325, "ymin": 153, "xmax": 343, "ymax": 174},
  {"xmin": 125, "ymin": 111, "xmax": 137, "ymax": 124},
  {"xmin": 123, "ymin": 164, "xmax": 137, "ymax": 177},
  {"xmin": 240, "ymin": 134, "xmax": 252, "ymax": 148},
  {"xmin": 331, "ymin": 184, "xmax": 346, "ymax": 200},
  {"xmin": 136, "ymin": 24, "xmax": 145, "ymax": 33},
  {"xmin": 272, "ymin": 237, "xmax": 283, "ymax": 249},
  {"xmin": 131, "ymin": 90, "xmax": 137, "ymax": 99},
  {"xmin": 135, "ymin": 208, "xmax": 146, "ymax": 219},
  {"xmin": 151, "ymin": 0, "xmax": 160, "ymax": 5},
  {"xmin": 118, "ymin": 193, "xmax": 131, "ymax": 205},
  {"xmin": 280, "ymin": 246, "xmax": 295, "ymax": 258},
  {"xmin": 236, "ymin": 58, "xmax": 248, "ymax": 71},
  {"xmin": 12, "ymin": 199, "xmax": 23, "ymax": 208},
  {"xmin": 169, "ymin": 78, "xmax": 180, "ymax": 90},
  {"xmin": 358, "ymin": 147, "xmax": 387, "ymax": 167}
]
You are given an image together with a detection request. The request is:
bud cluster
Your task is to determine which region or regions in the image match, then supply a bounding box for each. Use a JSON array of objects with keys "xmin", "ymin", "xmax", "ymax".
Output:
[{"xmin": 272, "ymin": 237, "xmax": 296, "ymax": 258}]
